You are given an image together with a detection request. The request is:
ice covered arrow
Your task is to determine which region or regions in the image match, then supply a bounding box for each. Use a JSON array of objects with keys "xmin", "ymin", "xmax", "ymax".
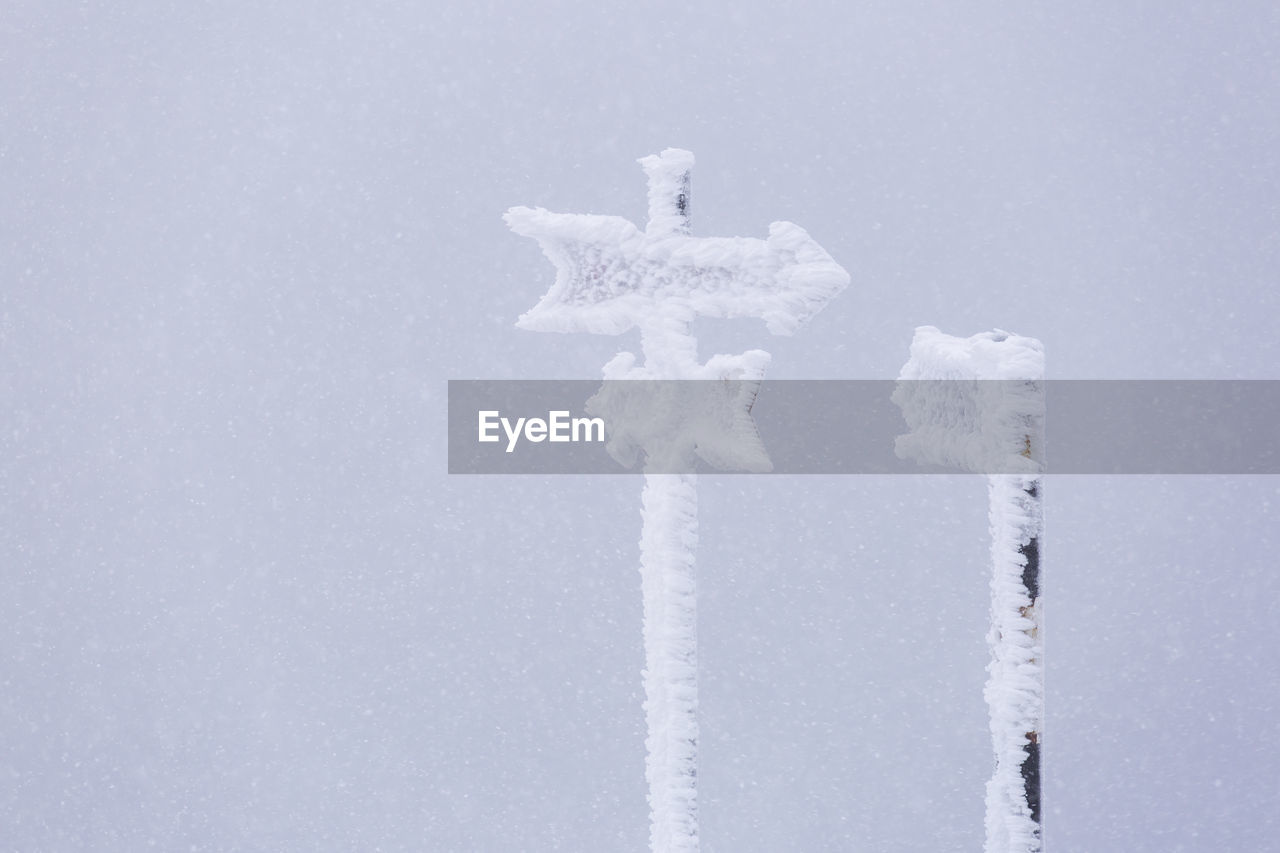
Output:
[
  {"xmin": 505, "ymin": 148, "xmax": 848, "ymax": 348},
  {"xmin": 506, "ymin": 149, "xmax": 848, "ymax": 853}
]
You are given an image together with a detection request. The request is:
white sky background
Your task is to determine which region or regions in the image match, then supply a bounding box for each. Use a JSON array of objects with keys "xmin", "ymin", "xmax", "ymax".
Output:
[{"xmin": 3, "ymin": 2, "xmax": 1278, "ymax": 850}]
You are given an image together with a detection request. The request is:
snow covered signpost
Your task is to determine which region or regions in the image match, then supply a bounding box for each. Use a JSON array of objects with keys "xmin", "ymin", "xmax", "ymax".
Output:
[
  {"xmin": 506, "ymin": 149, "xmax": 848, "ymax": 852},
  {"xmin": 894, "ymin": 327, "xmax": 1046, "ymax": 853}
]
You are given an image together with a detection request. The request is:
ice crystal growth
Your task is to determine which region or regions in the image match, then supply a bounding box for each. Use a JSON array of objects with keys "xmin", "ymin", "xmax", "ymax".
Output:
[{"xmin": 893, "ymin": 326, "xmax": 1045, "ymax": 475}]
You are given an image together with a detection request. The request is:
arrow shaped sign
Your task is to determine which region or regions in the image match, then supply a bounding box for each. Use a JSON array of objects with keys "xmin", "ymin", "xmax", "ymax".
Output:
[{"xmin": 505, "ymin": 149, "xmax": 849, "ymax": 339}]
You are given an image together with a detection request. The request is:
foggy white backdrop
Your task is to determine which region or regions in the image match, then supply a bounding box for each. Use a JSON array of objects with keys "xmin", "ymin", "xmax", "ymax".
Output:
[{"xmin": 3, "ymin": 2, "xmax": 1278, "ymax": 849}]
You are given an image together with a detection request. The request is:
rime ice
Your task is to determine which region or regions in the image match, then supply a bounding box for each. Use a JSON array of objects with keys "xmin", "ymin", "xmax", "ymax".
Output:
[{"xmin": 507, "ymin": 149, "xmax": 848, "ymax": 853}]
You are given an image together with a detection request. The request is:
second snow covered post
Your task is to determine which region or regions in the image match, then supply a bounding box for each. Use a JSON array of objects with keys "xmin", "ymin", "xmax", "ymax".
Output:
[
  {"xmin": 506, "ymin": 149, "xmax": 847, "ymax": 852},
  {"xmin": 893, "ymin": 327, "xmax": 1045, "ymax": 853}
]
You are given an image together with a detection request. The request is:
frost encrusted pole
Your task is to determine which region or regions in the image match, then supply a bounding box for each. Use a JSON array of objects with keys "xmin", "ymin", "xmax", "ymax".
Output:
[
  {"xmin": 985, "ymin": 445, "xmax": 1044, "ymax": 853},
  {"xmin": 893, "ymin": 327, "xmax": 1045, "ymax": 853},
  {"xmin": 629, "ymin": 152, "xmax": 702, "ymax": 853},
  {"xmin": 506, "ymin": 150, "xmax": 847, "ymax": 853}
]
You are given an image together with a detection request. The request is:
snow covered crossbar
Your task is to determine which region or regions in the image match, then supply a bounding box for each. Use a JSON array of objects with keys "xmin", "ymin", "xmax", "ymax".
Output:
[
  {"xmin": 586, "ymin": 351, "xmax": 773, "ymax": 474},
  {"xmin": 894, "ymin": 326, "xmax": 1045, "ymax": 853}
]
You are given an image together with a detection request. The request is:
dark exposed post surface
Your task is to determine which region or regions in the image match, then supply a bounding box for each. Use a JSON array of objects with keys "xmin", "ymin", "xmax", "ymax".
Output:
[{"xmin": 1017, "ymin": 481, "xmax": 1042, "ymax": 829}]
